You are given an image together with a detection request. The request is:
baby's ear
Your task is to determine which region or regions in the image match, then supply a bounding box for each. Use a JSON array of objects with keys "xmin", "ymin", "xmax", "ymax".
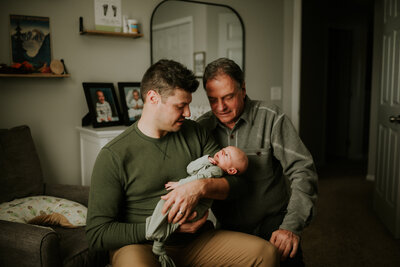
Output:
[{"xmin": 227, "ymin": 168, "xmax": 237, "ymax": 175}]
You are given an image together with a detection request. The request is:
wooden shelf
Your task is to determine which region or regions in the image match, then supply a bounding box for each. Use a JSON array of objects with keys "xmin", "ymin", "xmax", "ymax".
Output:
[
  {"xmin": 0, "ymin": 73, "xmax": 70, "ymax": 78},
  {"xmin": 79, "ymin": 17, "xmax": 143, "ymax": 39},
  {"xmin": 80, "ymin": 30, "xmax": 143, "ymax": 38}
]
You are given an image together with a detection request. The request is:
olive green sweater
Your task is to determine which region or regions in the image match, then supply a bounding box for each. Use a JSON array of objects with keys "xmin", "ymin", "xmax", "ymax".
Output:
[{"xmin": 86, "ymin": 120, "xmax": 240, "ymax": 250}]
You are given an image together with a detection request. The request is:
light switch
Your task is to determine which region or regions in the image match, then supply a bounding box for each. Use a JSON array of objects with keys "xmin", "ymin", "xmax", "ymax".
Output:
[{"xmin": 271, "ymin": 86, "xmax": 282, "ymax": 101}]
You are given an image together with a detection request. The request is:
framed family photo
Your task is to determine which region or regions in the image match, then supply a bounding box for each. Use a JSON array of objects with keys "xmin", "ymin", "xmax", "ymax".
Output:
[
  {"xmin": 82, "ymin": 82, "xmax": 122, "ymax": 128},
  {"xmin": 118, "ymin": 82, "xmax": 142, "ymax": 125}
]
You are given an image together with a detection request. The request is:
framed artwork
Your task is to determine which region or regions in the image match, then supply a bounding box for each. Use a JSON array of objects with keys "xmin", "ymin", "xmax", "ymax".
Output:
[
  {"xmin": 118, "ymin": 82, "xmax": 142, "ymax": 125},
  {"xmin": 82, "ymin": 82, "xmax": 122, "ymax": 128},
  {"xmin": 194, "ymin": 51, "xmax": 206, "ymax": 77},
  {"xmin": 94, "ymin": 0, "xmax": 122, "ymax": 32},
  {"xmin": 9, "ymin": 15, "xmax": 51, "ymax": 70}
]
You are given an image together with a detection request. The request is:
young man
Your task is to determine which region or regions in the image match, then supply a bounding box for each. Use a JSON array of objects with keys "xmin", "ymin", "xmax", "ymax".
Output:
[
  {"xmin": 86, "ymin": 59, "xmax": 278, "ymax": 267},
  {"xmin": 162, "ymin": 58, "xmax": 318, "ymax": 266}
]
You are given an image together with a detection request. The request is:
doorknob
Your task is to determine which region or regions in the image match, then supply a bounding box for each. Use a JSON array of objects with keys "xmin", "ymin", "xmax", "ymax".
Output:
[{"xmin": 389, "ymin": 115, "xmax": 400, "ymax": 123}]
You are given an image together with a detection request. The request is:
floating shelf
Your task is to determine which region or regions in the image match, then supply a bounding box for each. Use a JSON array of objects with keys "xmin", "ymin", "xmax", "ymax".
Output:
[
  {"xmin": 80, "ymin": 29, "xmax": 143, "ymax": 38},
  {"xmin": 79, "ymin": 17, "xmax": 143, "ymax": 39},
  {"xmin": 0, "ymin": 73, "xmax": 70, "ymax": 78}
]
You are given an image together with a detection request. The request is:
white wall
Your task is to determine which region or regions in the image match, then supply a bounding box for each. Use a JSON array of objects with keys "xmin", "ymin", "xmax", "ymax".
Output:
[{"xmin": 0, "ymin": 0, "xmax": 288, "ymax": 185}]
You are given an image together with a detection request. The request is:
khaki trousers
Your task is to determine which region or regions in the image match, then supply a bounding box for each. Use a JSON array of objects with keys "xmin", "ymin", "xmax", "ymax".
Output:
[{"xmin": 110, "ymin": 229, "xmax": 279, "ymax": 267}]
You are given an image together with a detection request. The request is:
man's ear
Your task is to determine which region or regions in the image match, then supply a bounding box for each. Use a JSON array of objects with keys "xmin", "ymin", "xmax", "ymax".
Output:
[
  {"xmin": 147, "ymin": 90, "xmax": 159, "ymax": 104},
  {"xmin": 227, "ymin": 168, "xmax": 237, "ymax": 175}
]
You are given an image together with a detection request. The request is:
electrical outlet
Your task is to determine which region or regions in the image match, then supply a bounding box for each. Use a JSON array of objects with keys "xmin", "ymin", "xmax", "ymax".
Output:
[{"xmin": 271, "ymin": 86, "xmax": 282, "ymax": 100}]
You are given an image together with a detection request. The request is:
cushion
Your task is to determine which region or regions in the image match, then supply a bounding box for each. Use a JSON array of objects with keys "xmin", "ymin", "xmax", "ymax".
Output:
[
  {"xmin": 0, "ymin": 196, "xmax": 87, "ymax": 227},
  {"xmin": 0, "ymin": 125, "xmax": 44, "ymax": 203}
]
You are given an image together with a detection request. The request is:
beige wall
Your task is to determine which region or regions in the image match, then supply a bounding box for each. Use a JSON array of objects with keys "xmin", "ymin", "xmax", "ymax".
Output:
[{"xmin": 0, "ymin": 0, "xmax": 289, "ymax": 185}]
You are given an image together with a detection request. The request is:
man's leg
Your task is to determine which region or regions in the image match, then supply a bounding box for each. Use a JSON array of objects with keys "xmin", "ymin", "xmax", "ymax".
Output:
[
  {"xmin": 110, "ymin": 244, "xmax": 159, "ymax": 267},
  {"xmin": 168, "ymin": 230, "xmax": 279, "ymax": 267}
]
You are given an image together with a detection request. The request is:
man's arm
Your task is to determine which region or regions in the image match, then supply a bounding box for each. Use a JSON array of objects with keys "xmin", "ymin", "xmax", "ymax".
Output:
[
  {"xmin": 270, "ymin": 113, "xmax": 318, "ymax": 260},
  {"xmin": 85, "ymin": 148, "xmax": 146, "ymax": 250},
  {"xmin": 161, "ymin": 177, "xmax": 230, "ymax": 224}
]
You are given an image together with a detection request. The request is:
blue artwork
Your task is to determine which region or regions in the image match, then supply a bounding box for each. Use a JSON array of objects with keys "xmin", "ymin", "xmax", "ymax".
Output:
[{"xmin": 10, "ymin": 15, "xmax": 51, "ymax": 69}]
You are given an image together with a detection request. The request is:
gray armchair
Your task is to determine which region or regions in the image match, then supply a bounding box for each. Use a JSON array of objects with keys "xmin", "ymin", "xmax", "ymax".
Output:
[{"xmin": 0, "ymin": 125, "xmax": 108, "ymax": 267}]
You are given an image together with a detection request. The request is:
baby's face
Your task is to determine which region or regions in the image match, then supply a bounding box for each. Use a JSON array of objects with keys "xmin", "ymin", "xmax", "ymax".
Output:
[
  {"xmin": 213, "ymin": 146, "xmax": 242, "ymax": 172},
  {"xmin": 133, "ymin": 91, "xmax": 140, "ymax": 100}
]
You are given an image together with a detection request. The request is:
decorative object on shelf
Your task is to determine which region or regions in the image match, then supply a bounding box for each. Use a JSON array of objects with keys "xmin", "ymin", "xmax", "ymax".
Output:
[
  {"xmin": 194, "ymin": 51, "xmax": 206, "ymax": 77},
  {"xmin": 79, "ymin": 17, "xmax": 143, "ymax": 38},
  {"xmin": 49, "ymin": 59, "xmax": 64, "ymax": 75},
  {"xmin": 94, "ymin": 0, "xmax": 122, "ymax": 32},
  {"xmin": 9, "ymin": 15, "xmax": 52, "ymax": 72},
  {"xmin": 118, "ymin": 82, "xmax": 142, "ymax": 125},
  {"xmin": 127, "ymin": 19, "xmax": 139, "ymax": 34},
  {"xmin": 82, "ymin": 82, "xmax": 123, "ymax": 128}
]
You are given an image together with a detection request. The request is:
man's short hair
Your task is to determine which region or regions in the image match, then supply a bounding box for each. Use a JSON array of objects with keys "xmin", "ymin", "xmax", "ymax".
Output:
[
  {"xmin": 203, "ymin": 58, "xmax": 244, "ymax": 91},
  {"xmin": 141, "ymin": 59, "xmax": 199, "ymax": 102}
]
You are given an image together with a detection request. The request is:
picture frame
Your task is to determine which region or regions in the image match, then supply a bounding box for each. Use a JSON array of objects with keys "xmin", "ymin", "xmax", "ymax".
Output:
[
  {"xmin": 118, "ymin": 82, "xmax": 142, "ymax": 125},
  {"xmin": 193, "ymin": 51, "xmax": 206, "ymax": 77},
  {"xmin": 94, "ymin": 0, "xmax": 122, "ymax": 32},
  {"xmin": 82, "ymin": 82, "xmax": 123, "ymax": 128},
  {"xmin": 9, "ymin": 15, "xmax": 52, "ymax": 70}
]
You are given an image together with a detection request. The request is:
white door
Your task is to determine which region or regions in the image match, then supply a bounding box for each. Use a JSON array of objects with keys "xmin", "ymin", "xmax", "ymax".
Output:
[
  {"xmin": 374, "ymin": 0, "xmax": 400, "ymax": 238},
  {"xmin": 218, "ymin": 13, "xmax": 243, "ymax": 67},
  {"xmin": 153, "ymin": 17, "xmax": 193, "ymax": 70}
]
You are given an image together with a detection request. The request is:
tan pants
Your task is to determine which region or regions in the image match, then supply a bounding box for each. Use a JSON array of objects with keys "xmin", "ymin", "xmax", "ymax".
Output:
[{"xmin": 110, "ymin": 229, "xmax": 279, "ymax": 267}]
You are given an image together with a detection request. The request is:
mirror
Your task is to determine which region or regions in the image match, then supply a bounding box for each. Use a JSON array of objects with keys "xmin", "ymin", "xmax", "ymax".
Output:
[{"xmin": 151, "ymin": 0, "xmax": 245, "ymax": 76}]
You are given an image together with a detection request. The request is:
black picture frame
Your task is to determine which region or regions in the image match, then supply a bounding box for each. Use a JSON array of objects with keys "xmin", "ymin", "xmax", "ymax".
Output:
[
  {"xmin": 117, "ymin": 82, "xmax": 142, "ymax": 125},
  {"xmin": 82, "ymin": 82, "xmax": 122, "ymax": 128}
]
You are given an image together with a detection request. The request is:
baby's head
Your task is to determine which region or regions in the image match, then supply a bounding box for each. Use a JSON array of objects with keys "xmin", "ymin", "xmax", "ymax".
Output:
[
  {"xmin": 133, "ymin": 90, "xmax": 140, "ymax": 100},
  {"xmin": 212, "ymin": 146, "xmax": 248, "ymax": 175}
]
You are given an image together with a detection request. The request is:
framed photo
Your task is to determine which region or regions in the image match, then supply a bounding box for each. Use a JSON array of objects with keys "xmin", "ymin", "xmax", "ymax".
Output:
[
  {"xmin": 118, "ymin": 82, "xmax": 142, "ymax": 125},
  {"xmin": 194, "ymin": 51, "xmax": 206, "ymax": 77},
  {"xmin": 94, "ymin": 0, "xmax": 122, "ymax": 32},
  {"xmin": 9, "ymin": 15, "xmax": 51, "ymax": 70},
  {"xmin": 82, "ymin": 82, "xmax": 122, "ymax": 128}
]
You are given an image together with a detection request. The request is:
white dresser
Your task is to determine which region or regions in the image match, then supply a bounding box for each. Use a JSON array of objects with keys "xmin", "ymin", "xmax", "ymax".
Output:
[{"xmin": 77, "ymin": 126, "xmax": 128, "ymax": 186}]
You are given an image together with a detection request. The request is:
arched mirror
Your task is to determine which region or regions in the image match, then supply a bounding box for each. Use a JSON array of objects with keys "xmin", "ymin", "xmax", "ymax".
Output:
[{"xmin": 151, "ymin": 0, "xmax": 245, "ymax": 77}]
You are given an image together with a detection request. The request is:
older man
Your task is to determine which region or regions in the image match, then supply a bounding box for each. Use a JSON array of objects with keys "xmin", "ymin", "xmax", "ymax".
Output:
[
  {"xmin": 198, "ymin": 58, "xmax": 318, "ymax": 266},
  {"xmin": 86, "ymin": 59, "xmax": 278, "ymax": 267}
]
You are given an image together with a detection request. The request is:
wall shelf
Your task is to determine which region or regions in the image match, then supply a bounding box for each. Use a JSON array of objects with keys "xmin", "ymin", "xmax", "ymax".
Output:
[
  {"xmin": 0, "ymin": 73, "xmax": 70, "ymax": 78},
  {"xmin": 80, "ymin": 29, "xmax": 143, "ymax": 38},
  {"xmin": 79, "ymin": 17, "xmax": 143, "ymax": 39}
]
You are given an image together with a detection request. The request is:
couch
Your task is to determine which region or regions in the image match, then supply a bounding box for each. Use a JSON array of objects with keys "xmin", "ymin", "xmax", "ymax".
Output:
[{"xmin": 0, "ymin": 125, "xmax": 108, "ymax": 267}]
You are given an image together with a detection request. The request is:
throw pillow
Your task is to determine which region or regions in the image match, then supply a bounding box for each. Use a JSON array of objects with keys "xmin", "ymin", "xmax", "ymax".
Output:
[{"xmin": 0, "ymin": 195, "xmax": 87, "ymax": 228}]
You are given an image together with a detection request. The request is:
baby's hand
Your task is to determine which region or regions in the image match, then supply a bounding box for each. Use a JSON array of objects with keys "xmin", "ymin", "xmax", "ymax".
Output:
[{"xmin": 165, "ymin": 181, "xmax": 178, "ymax": 190}]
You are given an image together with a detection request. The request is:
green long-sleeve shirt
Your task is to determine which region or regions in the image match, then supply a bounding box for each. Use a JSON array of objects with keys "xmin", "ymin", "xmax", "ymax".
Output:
[
  {"xmin": 197, "ymin": 97, "xmax": 318, "ymax": 237},
  {"xmin": 86, "ymin": 120, "xmax": 238, "ymax": 250}
]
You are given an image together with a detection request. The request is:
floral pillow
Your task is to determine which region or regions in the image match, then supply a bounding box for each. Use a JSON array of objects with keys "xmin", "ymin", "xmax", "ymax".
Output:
[{"xmin": 0, "ymin": 196, "xmax": 87, "ymax": 228}]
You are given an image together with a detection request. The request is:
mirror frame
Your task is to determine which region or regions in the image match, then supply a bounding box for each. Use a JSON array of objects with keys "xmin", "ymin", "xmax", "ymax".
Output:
[{"xmin": 150, "ymin": 0, "xmax": 245, "ymax": 74}]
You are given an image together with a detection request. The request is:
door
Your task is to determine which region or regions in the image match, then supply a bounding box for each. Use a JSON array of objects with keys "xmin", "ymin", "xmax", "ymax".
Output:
[
  {"xmin": 374, "ymin": 0, "xmax": 400, "ymax": 238},
  {"xmin": 152, "ymin": 17, "xmax": 193, "ymax": 70},
  {"xmin": 326, "ymin": 28, "xmax": 353, "ymax": 160},
  {"xmin": 218, "ymin": 13, "xmax": 243, "ymax": 67}
]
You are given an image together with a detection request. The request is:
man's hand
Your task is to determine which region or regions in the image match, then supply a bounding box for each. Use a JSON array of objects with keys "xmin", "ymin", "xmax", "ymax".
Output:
[
  {"xmin": 176, "ymin": 210, "xmax": 208, "ymax": 233},
  {"xmin": 161, "ymin": 180, "xmax": 202, "ymax": 224},
  {"xmin": 269, "ymin": 229, "xmax": 300, "ymax": 261}
]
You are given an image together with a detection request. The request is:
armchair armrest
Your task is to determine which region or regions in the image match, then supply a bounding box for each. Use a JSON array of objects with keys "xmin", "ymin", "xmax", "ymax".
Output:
[
  {"xmin": 45, "ymin": 184, "xmax": 90, "ymax": 206},
  {"xmin": 0, "ymin": 220, "xmax": 62, "ymax": 267}
]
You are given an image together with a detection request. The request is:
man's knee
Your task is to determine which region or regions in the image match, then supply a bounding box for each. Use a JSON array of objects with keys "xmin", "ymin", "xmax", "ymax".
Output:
[
  {"xmin": 253, "ymin": 239, "xmax": 279, "ymax": 267},
  {"xmin": 111, "ymin": 244, "xmax": 159, "ymax": 267}
]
